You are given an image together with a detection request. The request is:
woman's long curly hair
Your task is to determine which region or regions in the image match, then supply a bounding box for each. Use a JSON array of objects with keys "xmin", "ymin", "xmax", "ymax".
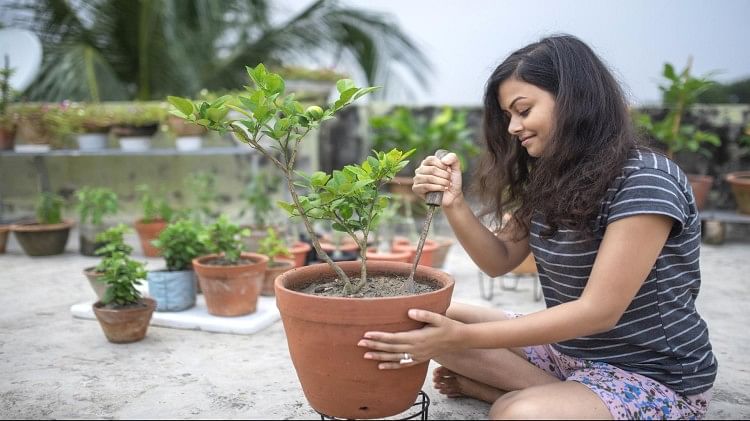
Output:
[{"xmin": 473, "ymin": 35, "xmax": 638, "ymax": 239}]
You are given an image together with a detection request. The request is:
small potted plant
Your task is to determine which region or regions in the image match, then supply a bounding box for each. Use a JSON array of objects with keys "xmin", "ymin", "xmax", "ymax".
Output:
[
  {"xmin": 636, "ymin": 59, "xmax": 721, "ymax": 210},
  {"xmin": 83, "ymin": 224, "xmax": 133, "ymax": 300},
  {"xmin": 192, "ymin": 215, "xmax": 268, "ymax": 316},
  {"xmin": 169, "ymin": 65, "xmax": 454, "ymax": 419},
  {"xmin": 110, "ymin": 102, "xmax": 167, "ymax": 151},
  {"xmin": 76, "ymin": 186, "xmax": 119, "ymax": 256},
  {"xmin": 12, "ymin": 192, "xmax": 74, "ymax": 256},
  {"xmin": 133, "ymin": 184, "xmax": 174, "ymax": 257},
  {"xmin": 148, "ymin": 219, "xmax": 207, "ymax": 311},
  {"xmin": 91, "ymin": 241, "xmax": 156, "ymax": 344},
  {"xmin": 0, "ymin": 56, "xmax": 17, "ymax": 151},
  {"xmin": 256, "ymin": 227, "xmax": 295, "ymax": 296},
  {"xmin": 70, "ymin": 103, "xmax": 114, "ymax": 150}
]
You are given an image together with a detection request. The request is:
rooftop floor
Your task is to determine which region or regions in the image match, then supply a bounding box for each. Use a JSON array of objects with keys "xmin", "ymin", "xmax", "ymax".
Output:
[{"xmin": 1, "ymin": 230, "xmax": 748, "ymax": 419}]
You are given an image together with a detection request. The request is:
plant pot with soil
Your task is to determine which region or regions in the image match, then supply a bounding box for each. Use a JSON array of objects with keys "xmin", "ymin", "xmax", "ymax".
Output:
[
  {"xmin": 148, "ymin": 219, "xmax": 208, "ymax": 311},
  {"xmin": 76, "ymin": 186, "xmax": 118, "ymax": 256},
  {"xmin": 169, "ymin": 66, "xmax": 454, "ymax": 418},
  {"xmin": 133, "ymin": 184, "xmax": 174, "ymax": 257},
  {"xmin": 12, "ymin": 192, "xmax": 73, "ymax": 256},
  {"xmin": 83, "ymin": 224, "xmax": 134, "ymax": 301},
  {"xmin": 192, "ymin": 215, "xmax": 268, "ymax": 316},
  {"xmin": 91, "ymin": 243, "xmax": 155, "ymax": 343}
]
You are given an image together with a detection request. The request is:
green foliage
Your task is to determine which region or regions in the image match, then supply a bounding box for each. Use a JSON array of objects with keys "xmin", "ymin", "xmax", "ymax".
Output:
[
  {"xmin": 279, "ymin": 148, "xmax": 413, "ymax": 246},
  {"xmin": 0, "ymin": 56, "xmax": 17, "ymax": 129},
  {"xmin": 152, "ymin": 219, "xmax": 208, "ymax": 271},
  {"xmin": 636, "ymin": 60, "xmax": 721, "ymax": 157},
  {"xmin": 109, "ymin": 102, "xmax": 168, "ymax": 127},
  {"xmin": 201, "ymin": 215, "xmax": 250, "ymax": 265},
  {"xmin": 370, "ymin": 106, "xmax": 479, "ymax": 172},
  {"xmin": 697, "ymin": 77, "xmax": 750, "ymax": 104},
  {"xmin": 35, "ymin": 192, "xmax": 64, "ymax": 225},
  {"xmin": 92, "ymin": 224, "xmax": 145, "ymax": 306},
  {"xmin": 94, "ymin": 224, "xmax": 134, "ymax": 262},
  {"xmin": 257, "ymin": 227, "xmax": 291, "ymax": 266},
  {"xmin": 169, "ymin": 63, "xmax": 381, "ymax": 293},
  {"xmin": 76, "ymin": 187, "xmax": 118, "ymax": 225},
  {"xmin": 135, "ymin": 184, "xmax": 174, "ymax": 223},
  {"xmin": 240, "ymin": 170, "xmax": 281, "ymax": 227}
]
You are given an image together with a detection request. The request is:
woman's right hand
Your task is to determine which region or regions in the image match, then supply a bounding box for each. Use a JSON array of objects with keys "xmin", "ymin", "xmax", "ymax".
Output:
[{"xmin": 412, "ymin": 152, "xmax": 463, "ymax": 208}]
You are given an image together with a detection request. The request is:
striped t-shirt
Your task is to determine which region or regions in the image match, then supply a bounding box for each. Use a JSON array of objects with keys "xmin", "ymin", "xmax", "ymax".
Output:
[{"xmin": 529, "ymin": 149, "xmax": 717, "ymax": 395}]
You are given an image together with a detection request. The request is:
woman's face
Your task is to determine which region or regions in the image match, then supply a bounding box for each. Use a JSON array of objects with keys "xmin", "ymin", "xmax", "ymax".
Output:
[{"xmin": 497, "ymin": 78, "xmax": 556, "ymax": 157}]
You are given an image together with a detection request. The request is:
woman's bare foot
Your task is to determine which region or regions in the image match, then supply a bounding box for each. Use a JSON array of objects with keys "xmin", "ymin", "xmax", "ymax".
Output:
[{"xmin": 432, "ymin": 366, "xmax": 505, "ymax": 403}]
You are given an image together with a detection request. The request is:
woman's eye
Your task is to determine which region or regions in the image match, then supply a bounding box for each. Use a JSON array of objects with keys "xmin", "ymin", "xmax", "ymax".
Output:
[{"xmin": 519, "ymin": 109, "xmax": 530, "ymax": 117}]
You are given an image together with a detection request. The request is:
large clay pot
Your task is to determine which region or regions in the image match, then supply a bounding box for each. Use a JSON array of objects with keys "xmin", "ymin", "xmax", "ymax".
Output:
[
  {"xmin": 12, "ymin": 220, "xmax": 74, "ymax": 256},
  {"xmin": 192, "ymin": 253, "xmax": 268, "ymax": 316},
  {"xmin": 0, "ymin": 225, "xmax": 9, "ymax": 253},
  {"xmin": 275, "ymin": 261, "xmax": 454, "ymax": 419},
  {"xmin": 725, "ymin": 171, "xmax": 750, "ymax": 215},
  {"xmin": 392, "ymin": 238, "xmax": 440, "ymax": 268},
  {"xmin": 134, "ymin": 219, "xmax": 168, "ymax": 257},
  {"xmin": 687, "ymin": 174, "xmax": 713, "ymax": 211},
  {"xmin": 92, "ymin": 297, "xmax": 157, "ymax": 343},
  {"xmin": 261, "ymin": 259, "xmax": 294, "ymax": 296}
]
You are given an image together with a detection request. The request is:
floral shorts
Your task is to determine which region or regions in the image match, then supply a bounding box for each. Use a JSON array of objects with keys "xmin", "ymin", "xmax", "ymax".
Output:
[
  {"xmin": 521, "ymin": 341, "xmax": 710, "ymax": 420},
  {"xmin": 506, "ymin": 313, "xmax": 712, "ymax": 419}
]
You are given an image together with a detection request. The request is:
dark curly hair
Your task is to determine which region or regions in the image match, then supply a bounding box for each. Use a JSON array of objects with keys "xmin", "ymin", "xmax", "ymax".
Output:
[{"xmin": 473, "ymin": 34, "xmax": 638, "ymax": 239}]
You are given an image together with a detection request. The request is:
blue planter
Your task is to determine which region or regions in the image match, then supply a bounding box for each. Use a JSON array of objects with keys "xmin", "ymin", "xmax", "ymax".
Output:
[{"xmin": 147, "ymin": 270, "xmax": 197, "ymax": 312}]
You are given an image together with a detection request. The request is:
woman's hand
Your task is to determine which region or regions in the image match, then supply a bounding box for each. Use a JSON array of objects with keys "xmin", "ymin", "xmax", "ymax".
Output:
[
  {"xmin": 357, "ymin": 309, "xmax": 463, "ymax": 369},
  {"xmin": 412, "ymin": 152, "xmax": 463, "ymax": 208}
]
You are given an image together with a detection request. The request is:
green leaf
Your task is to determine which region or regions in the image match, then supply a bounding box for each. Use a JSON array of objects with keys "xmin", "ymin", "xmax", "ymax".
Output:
[
  {"xmin": 167, "ymin": 96, "xmax": 195, "ymax": 116},
  {"xmin": 266, "ymin": 74, "xmax": 285, "ymax": 95},
  {"xmin": 336, "ymin": 79, "xmax": 356, "ymax": 93}
]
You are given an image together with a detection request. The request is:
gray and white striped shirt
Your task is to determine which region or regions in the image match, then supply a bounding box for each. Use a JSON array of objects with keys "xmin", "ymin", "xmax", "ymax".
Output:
[{"xmin": 529, "ymin": 149, "xmax": 717, "ymax": 395}]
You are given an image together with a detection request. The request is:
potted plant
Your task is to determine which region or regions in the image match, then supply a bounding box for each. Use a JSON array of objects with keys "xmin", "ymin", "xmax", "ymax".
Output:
[
  {"xmin": 239, "ymin": 169, "xmax": 284, "ymax": 251},
  {"xmin": 256, "ymin": 227, "xmax": 295, "ymax": 296},
  {"xmin": 0, "ymin": 56, "xmax": 17, "ymax": 151},
  {"xmin": 724, "ymin": 127, "xmax": 750, "ymax": 214},
  {"xmin": 91, "ymin": 240, "xmax": 156, "ymax": 344},
  {"xmin": 110, "ymin": 102, "xmax": 167, "ymax": 151},
  {"xmin": 636, "ymin": 59, "xmax": 721, "ymax": 210},
  {"xmin": 83, "ymin": 224, "xmax": 133, "ymax": 300},
  {"xmin": 76, "ymin": 186, "xmax": 119, "ymax": 256},
  {"xmin": 69, "ymin": 103, "xmax": 114, "ymax": 150},
  {"xmin": 191, "ymin": 215, "xmax": 268, "ymax": 316},
  {"xmin": 133, "ymin": 184, "xmax": 174, "ymax": 257},
  {"xmin": 168, "ymin": 64, "xmax": 454, "ymax": 419},
  {"xmin": 148, "ymin": 219, "xmax": 207, "ymax": 311},
  {"xmin": 12, "ymin": 192, "xmax": 74, "ymax": 256}
]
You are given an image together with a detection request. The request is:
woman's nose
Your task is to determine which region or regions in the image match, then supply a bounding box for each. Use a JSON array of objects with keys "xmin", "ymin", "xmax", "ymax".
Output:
[{"xmin": 507, "ymin": 115, "xmax": 522, "ymax": 135}]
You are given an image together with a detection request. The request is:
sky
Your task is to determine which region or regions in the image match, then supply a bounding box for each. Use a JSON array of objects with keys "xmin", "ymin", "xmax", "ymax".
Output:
[{"xmin": 330, "ymin": 0, "xmax": 750, "ymax": 107}]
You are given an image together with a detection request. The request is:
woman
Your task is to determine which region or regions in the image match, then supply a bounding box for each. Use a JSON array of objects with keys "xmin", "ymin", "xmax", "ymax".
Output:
[{"xmin": 357, "ymin": 35, "xmax": 716, "ymax": 419}]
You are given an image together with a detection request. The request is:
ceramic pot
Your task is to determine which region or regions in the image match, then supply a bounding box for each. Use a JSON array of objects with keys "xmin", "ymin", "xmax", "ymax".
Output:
[
  {"xmin": 93, "ymin": 297, "xmax": 156, "ymax": 343},
  {"xmin": 0, "ymin": 225, "xmax": 9, "ymax": 253},
  {"xmin": 12, "ymin": 220, "xmax": 74, "ymax": 256},
  {"xmin": 275, "ymin": 261, "xmax": 454, "ymax": 419},
  {"xmin": 687, "ymin": 174, "xmax": 713, "ymax": 211},
  {"xmin": 392, "ymin": 238, "xmax": 439, "ymax": 268},
  {"xmin": 134, "ymin": 219, "xmax": 168, "ymax": 257},
  {"xmin": 84, "ymin": 267, "xmax": 107, "ymax": 301},
  {"xmin": 725, "ymin": 171, "xmax": 750, "ymax": 215},
  {"xmin": 365, "ymin": 248, "xmax": 411, "ymax": 263},
  {"xmin": 76, "ymin": 133, "xmax": 108, "ymax": 150},
  {"xmin": 175, "ymin": 136, "xmax": 202, "ymax": 151},
  {"xmin": 192, "ymin": 253, "xmax": 268, "ymax": 316},
  {"xmin": 261, "ymin": 259, "xmax": 294, "ymax": 296}
]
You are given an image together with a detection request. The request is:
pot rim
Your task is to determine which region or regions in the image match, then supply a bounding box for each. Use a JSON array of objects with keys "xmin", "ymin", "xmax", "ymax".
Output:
[
  {"xmin": 725, "ymin": 171, "xmax": 750, "ymax": 186},
  {"xmin": 10, "ymin": 219, "xmax": 75, "ymax": 232},
  {"xmin": 192, "ymin": 252, "xmax": 269, "ymax": 268},
  {"xmin": 93, "ymin": 296, "xmax": 156, "ymax": 313}
]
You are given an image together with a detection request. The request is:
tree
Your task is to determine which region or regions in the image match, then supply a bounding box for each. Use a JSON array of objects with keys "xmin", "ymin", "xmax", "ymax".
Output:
[{"xmin": 3, "ymin": 0, "xmax": 431, "ymax": 101}]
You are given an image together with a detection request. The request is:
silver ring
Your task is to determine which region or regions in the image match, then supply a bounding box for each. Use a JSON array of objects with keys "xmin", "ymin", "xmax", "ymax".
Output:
[{"xmin": 399, "ymin": 352, "xmax": 413, "ymax": 364}]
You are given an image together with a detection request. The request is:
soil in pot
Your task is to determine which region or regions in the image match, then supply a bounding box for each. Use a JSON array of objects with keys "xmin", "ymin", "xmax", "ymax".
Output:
[{"xmin": 294, "ymin": 274, "xmax": 439, "ymax": 298}]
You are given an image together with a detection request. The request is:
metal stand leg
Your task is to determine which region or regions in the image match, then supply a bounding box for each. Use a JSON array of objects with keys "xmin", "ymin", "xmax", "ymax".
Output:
[{"xmin": 478, "ymin": 270, "xmax": 495, "ymax": 300}]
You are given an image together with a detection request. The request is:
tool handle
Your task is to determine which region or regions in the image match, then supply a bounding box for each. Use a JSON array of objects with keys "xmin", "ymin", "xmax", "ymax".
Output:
[{"xmin": 424, "ymin": 149, "xmax": 450, "ymax": 206}]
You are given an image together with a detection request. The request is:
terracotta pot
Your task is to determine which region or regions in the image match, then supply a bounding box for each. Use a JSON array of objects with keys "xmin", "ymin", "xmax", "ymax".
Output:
[
  {"xmin": 387, "ymin": 176, "xmax": 418, "ymax": 203},
  {"xmin": 275, "ymin": 261, "xmax": 454, "ymax": 419},
  {"xmin": 365, "ymin": 248, "xmax": 411, "ymax": 263},
  {"xmin": 687, "ymin": 174, "xmax": 714, "ymax": 211},
  {"xmin": 84, "ymin": 267, "xmax": 107, "ymax": 301},
  {"xmin": 725, "ymin": 171, "xmax": 750, "ymax": 215},
  {"xmin": 392, "ymin": 239, "xmax": 439, "ymax": 268},
  {"xmin": 240, "ymin": 223, "xmax": 285, "ymax": 252},
  {"xmin": 134, "ymin": 219, "xmax": 168, "ymax": 257},
  {"xmin": 92, "ymin": 297, "xmax": 157, "ymax": 344},
  {"xmin": 261, "ymin": 259, "xmax": 295, "ymax": 296},
  {"xmin": 280, "ymin": 241, "xmax": 312, "ymax": 268},
  {"xmin": 0, "ymin": 225, "xmax": 9, "ymax": 253},
  {"xmin": 11, "ymin": 220, "xmax": 74, "ymax": 256},
  {"xmin": 431, "ymin": 236, "xmax": 454, "ymax": 268},
  {"xmin": 192, "ymin": 252, "xmax": 269, "ymax": 316},
  {"xmin": 0, "ymin": 126, "xmax": 16, "ymax": 150},
  {"xmin": 510, "ymin": 253, "xmax": 538, "ymax": 275}
]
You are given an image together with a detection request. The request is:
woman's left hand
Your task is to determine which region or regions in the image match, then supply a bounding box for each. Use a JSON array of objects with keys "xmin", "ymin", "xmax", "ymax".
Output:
[{"xmin": 357, "ymin": 309, "xmax": 462, "ymax": 369}]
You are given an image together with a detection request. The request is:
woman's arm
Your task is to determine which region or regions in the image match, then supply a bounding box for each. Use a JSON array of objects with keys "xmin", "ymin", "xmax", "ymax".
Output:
[
  {"xmin": 359, "ymin": 213, "xmax": 674, "ymax": 367},
  {"xmin": 414, "ymin": 152, "xmax": 530, "ymax": 276}
]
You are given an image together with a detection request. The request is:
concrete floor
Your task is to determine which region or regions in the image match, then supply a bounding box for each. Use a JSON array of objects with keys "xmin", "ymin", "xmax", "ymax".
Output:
[{"xmin": 0, "ymin": 229, "xmax": 748, "ymax": 419}]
